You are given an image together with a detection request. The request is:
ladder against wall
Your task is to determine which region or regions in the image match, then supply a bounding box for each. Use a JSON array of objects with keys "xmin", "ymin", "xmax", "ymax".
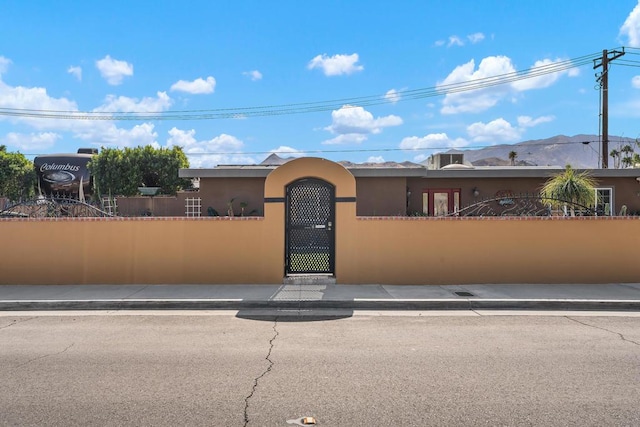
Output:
[
  {"xmin": 101, "ymin": 197, "xmax": 118, "ymax": 216},
  {"xmin": 185, "ymin": 197, "xmax": 202, "ymax": 217}
]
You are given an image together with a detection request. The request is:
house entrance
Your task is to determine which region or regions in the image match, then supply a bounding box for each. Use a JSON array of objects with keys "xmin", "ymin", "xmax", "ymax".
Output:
[{"xmin": 285, "ymin": 178, "xmax": 335, "ymax": 276}]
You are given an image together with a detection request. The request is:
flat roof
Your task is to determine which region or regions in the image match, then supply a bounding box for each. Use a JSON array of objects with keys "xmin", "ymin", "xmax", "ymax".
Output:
[{"xmin": 179, "ymin": 164, "xmax": 640, "ymax": 179}]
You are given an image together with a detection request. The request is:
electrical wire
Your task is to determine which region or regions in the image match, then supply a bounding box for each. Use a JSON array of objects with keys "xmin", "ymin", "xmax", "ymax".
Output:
[
  {"xmin": 21, "ymin": 138, "xmax": 630, "ymax": 158},
  {"xmin": 0, "ymin": 51, "xmax": 604, "ymax": 121}
]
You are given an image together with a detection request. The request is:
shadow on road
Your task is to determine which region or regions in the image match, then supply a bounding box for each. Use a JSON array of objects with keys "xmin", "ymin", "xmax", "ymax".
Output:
[{"xmin": 236, "ymin": 308, "xmax": 354, "ymax": 322}]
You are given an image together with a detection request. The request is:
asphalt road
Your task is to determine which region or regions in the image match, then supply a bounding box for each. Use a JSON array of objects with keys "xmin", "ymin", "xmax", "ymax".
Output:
[{"xmin": 1, "ymin": 311, "xmax": 639, "ymax": 426}]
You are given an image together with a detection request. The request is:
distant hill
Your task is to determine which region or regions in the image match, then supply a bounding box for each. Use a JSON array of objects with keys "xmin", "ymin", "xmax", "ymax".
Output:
[
  {"xmin": 258, "ymin": 134, "xmax": 637, "ymax": 169},
  {"xmin": 470, "ymin": 157, "xmax": 536, "ymax": 167},
  {"xmin": 445, "ymin": 134, "xmax": 638, "ymax": 168}
]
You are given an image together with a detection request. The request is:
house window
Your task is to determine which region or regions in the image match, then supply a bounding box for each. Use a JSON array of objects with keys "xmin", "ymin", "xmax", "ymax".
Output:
[
  {"xmin": 422, "ymin": 189, "xmax": 461, "ymax": 216},
  {"xmin": 595, "ymin": 188, "xmax": 613, "ymax": 216}
]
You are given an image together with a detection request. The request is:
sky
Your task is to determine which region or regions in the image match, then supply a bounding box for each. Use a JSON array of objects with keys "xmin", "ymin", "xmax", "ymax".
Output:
[{"xmin": 2, "ymin": 0, "xmax": 640, "ymax": 167}]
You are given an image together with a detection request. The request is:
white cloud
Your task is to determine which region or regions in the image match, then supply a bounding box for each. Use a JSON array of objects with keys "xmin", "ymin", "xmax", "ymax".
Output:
[
  {"xmin": 0, "ymin": 78, "xmax": 161, "ymax": 148},
  {"xmin": 3, "ymin": 132, "xmax": 61, "ymax": 150},
  {"xmin": 511, "ymin": 58, "xmax": 579, "ymax": 91},
  {"xmin": 307, "ymin": 53, "xmax": 364, "ymax": 76},
  {"xmin": 439, "ymin": 33, "xmax": 485, "ymax": 48},
  {"xmin": 438, "ymin": 56, "xmax": 515, "ymax": 114},
  {"xmin": 67, "ymin": 66, "xmax": 82, "ymax": 81},
  {"xmin": 0, "ymin": 81, "xmax": 80, "ymax": 130},
  {"xmin": 366, "ymin": 156, "xmax": 385, "ymax": 163},
  {"xmin": 632, "ymin": 75, "xmax": 640, "ymax": 88},
  {"xmin": 270, "ymin": 146, "xmax": 304, "ymax": 157},
  {"xmin": 170, "ymin": 76, "xmax": 216, "ymax": 94},
  {"xmin": 93, "ymin": 91, "xmax": 172, "ymax": 113},
  {"xmin": 322, "ymin": 134, "xmax": 368, "ymax": 145},
  {"xmin": 448, "ymin": 36, "xmax": 464, "ymax": 47},
  {"xmin": 517, "ymin": 115, "xmax": 555, "ymax": 128},
  {"xmin": 76, "ymin": 122, "xmax": 159, "ymax": 148},
  {"xmin": 325, "ymin": 105, "xmax": 402, "ymax": 135},
  {"xmin": 166, "ymin": 127, "xmax": 254, "ymax": 167},
  {"xmin": 243, "ymin": 70, "xmax": 263, "ymax": 81},
  {"xmin": 400, "ymin": 133, "xmax": 468, "ymax": 150},
  {"xmin": 468, "ymin": 32, "xmax": 485, "ymax": 44},
  {"xmin": 95, "ymin": 55, "xmax": 133, "ymax": 85},
  {"xmin": 467, "ymin": 118, "xmax": 521, "ymax": 142},
  {"xmin": 0, "ymin": 59, "xmax": 165, "ymax": 150},
  {"xmin": 0, "ymin": 56, "xmax": 11, "ymax": 76},
  {"xmin": 620, "ymin": 1, "xmax": 640, "ymax": 46},
  {"xmin": 439, "ymin": 55, "xmax": 579, "ymax": 114},
  {"xmin": 384, "ymin": 89, "xmax": 401, "ymax": 104},
  {"xmin": 567, "ymin": 67, "xmax": 580, "ymax": 78},
  {"xmin": 167, "ymin": 128, "xmax": 242, "ymax": 151}
]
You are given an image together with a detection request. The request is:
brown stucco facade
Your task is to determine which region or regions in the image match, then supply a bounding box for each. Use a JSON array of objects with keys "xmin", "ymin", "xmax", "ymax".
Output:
[{"xmin": 178, "ymin": 163, "xmax": 640, "ymax": 218}]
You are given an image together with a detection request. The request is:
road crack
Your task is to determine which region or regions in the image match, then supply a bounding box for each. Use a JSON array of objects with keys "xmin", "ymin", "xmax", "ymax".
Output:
[
  {"xmin": 566, "ymin": 316, "xmax": 640, "ymax": 346},
  {"xmin": 0, "ymin": 317, "xmax": 37, "ymax": 330},
  {"xmin": 14, "ymin": 342, "xmax": 75, "ymax": 369},
  {"xmin": 243, "ymin": 319, "xmax": 278, "ymax": 427}
]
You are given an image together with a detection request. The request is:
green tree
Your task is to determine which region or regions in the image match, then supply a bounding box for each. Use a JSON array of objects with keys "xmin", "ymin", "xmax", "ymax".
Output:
[
  {"xmin": 89, "ymin": 147, "xmax": 139, "ymax": 197},
  {"xmin": 610, "ymin": 148, "xmax": 621, "ymax": 169},
  {"xmin": 88, "ymin": 145, "xmax": 190, "ymax": 197},
  {"xmin": 508, "ymin": 150, "xmax": 518, "ymax": 166},
  {"xmin": 0, "ymin": 145, "xmax": 37, "ymax": 202},
  {"xmin": 620, "ymin": 144, "xmax": 634, "ymax": 168},
  {"xmin": 134, "ymin": 145, "xmax": 190, "ymax": 194},
  {"xmin": 540, "ymin": 165, "xmax": 597, "ymax": 216}
]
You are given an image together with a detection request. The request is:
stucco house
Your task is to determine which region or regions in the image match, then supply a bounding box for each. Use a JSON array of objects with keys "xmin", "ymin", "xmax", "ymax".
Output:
[{"xmin": 179, "ymin": 153, "xmax": 640, "ymax": 218}]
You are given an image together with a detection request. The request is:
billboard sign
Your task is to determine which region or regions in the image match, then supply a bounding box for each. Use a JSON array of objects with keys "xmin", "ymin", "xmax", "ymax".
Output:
[{"xmin": 34, "ymin": 153, "xmax": 94, "ymax": 197}]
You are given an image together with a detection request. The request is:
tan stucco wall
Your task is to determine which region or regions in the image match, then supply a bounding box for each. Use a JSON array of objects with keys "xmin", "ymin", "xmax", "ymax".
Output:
[
  {"xmin": 0, "ymin": 218, "xmax": 282, "ymax": 285},
  {"xmin": 264, "ymin": 157, "xmax": 356, "ymax": 198},
  {"xmin": 1, "ymin": 216, "xmax": 638, "ymax": 285},
  {"xmin": 264, "ymin": 157, "xmax": 357, "ymax": 278},
  {"xmin": 341, "ymin": 217, "xmax": 640, "ymax": 284},
  {"xmin": 3, "ymin": 158, "xmax": 640, "ymax": 286}
]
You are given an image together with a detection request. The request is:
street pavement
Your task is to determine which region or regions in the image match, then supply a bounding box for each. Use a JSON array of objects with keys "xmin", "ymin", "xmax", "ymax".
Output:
[
  {"xmin": 2, "ymin": 314, "xmax": 640, "ymax": 426},
  {"xmin": 1, "ymin": 282, "xmax": 640, "ymax": 311}
]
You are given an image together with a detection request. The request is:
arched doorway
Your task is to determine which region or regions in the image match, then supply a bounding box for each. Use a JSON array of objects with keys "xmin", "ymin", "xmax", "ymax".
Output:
[{"xmin": 285, "ymin": 178, "xmax": 335, "ymax": 275}]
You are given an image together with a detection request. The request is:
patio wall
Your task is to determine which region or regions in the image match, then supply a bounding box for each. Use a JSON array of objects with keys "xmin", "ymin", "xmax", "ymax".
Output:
[
  {"xmin": 3, "ymin": 157, "xmax": 639, "ymax": 285},
  {"xmin": 1, "ymin": 216, "xmax": 638, "ymax": 285}
]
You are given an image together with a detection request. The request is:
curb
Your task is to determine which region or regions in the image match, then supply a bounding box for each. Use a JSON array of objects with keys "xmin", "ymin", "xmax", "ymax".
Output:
[{"xmin": 1, "ymin": 299, "xmax": 640, "ymax": 311}]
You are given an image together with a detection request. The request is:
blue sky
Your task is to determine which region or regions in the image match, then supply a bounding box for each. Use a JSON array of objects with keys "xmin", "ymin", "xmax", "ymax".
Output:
[{"xmin": 1, "ymin": 0, "xmax": 640, "ymax": 167}]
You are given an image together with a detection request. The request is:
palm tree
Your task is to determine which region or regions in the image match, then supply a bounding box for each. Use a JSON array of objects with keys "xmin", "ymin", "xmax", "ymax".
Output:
[
  {"xmin": 610, "ymin": 148, "xmax": 621, "ymax": 169},
  {"xmin": 621, "ymin": 144, "xmax": 634, "ymax": 168},
  {"xmin": 540, "ymin": 165, "xmax": 597, "ymax": 216},
  {"xmin": 508, "ymin": 150, "xmax": 518, "ymax": 166}
]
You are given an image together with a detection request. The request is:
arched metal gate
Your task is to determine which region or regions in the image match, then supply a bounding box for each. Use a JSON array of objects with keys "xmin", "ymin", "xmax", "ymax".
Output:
[{"xmin": 285, "ymin": 178, "xmax": 335, "ymax": 275}]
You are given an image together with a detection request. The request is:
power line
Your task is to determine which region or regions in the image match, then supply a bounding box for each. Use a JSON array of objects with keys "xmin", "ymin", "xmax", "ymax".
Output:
[
  {"xmin": 0, "ymin": 51, "xmax": 604, "ymax": 121},
  {"xmin": 19, "ymin": 138, "xmax": 620, "ymax": 157}
]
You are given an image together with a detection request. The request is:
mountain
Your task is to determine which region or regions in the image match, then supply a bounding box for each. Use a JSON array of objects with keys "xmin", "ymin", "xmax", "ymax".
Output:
[
  {"xmin": 443, "ymin": 134, "xmax": 638, "ymax": 168},
  {"xmin": 259, "ymin": 153, "xmax": 294, "ymax": 165}
]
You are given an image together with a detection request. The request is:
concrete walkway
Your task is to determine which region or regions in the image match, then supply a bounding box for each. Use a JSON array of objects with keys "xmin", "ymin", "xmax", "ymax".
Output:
[{"xmin": 1, "ymin": 283, "xmax": 640, "ymax": 311}]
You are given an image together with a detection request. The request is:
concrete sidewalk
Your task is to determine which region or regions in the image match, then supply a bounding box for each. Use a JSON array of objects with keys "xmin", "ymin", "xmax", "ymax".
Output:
[{"xmin": 1, "ymin": 283, "xmax": 640, "ymax": 311}]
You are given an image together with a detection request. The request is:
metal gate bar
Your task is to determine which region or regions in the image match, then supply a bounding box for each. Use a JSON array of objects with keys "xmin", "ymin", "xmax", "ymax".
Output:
[{"xmin": 285, "ymin": 178, "xmax": 335, "ymax": 275}]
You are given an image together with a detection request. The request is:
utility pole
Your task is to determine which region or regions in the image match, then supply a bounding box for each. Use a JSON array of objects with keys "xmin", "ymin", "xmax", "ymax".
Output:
[{"xmin": 594, "ymin": 48, "xmax": 625, "ymax": 168}]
